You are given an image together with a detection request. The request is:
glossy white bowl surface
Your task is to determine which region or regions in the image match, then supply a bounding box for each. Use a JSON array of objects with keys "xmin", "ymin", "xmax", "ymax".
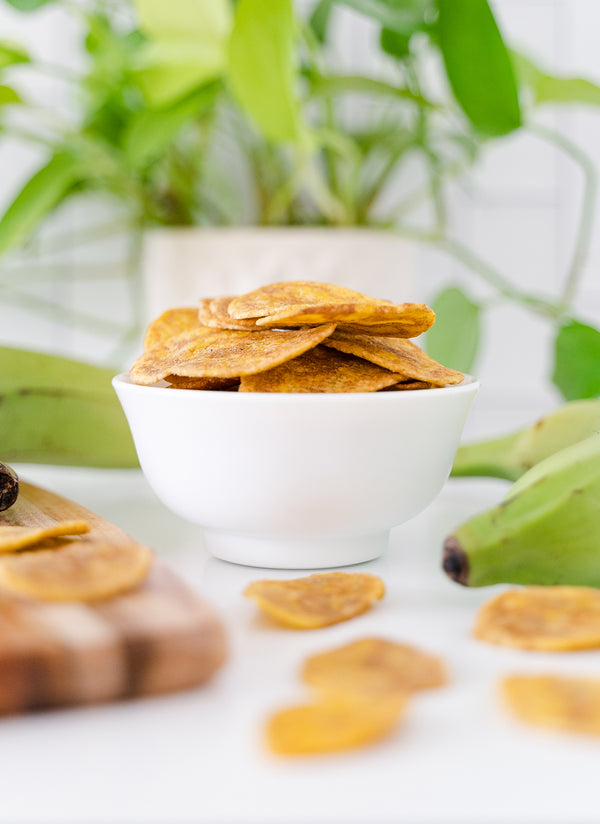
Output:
[{"xmin": 113, "ymin": 375, "xmax": 478, "ymax": 568}]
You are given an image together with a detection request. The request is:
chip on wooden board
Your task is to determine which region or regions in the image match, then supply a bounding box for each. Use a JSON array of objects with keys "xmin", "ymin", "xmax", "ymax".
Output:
[
  {"xmin": 303, "ymin": 638, "xmax": 447, "ymax": 699},
  {"xmin": 144, "ymin": 307, "xmax": 204, "ymax": 351},
  {"xmin": 227, "ymin": 281, "xmax": 391, "ymax": 319},
  {"xmin": 244, "ymin": 572, "xmax": 385, "ymax": 629},
  {"xmin": 0, "ymin": 520, "xmax": 90, "ymax": 554},
  {"xmin": 266, "ymin": 694, "xmax": 407, "ymax": 756},
  {"xmin": 239, "ymin": 346, "xmax": 404, "ymax": 393},
  {"xmin": 0, "ymin": 539, "xmax": 152, "ymax": 601},
  {"xmin": 324, "ymin": 330, "xmax": 464, "ymax": 386},
  {"xmin": 502, "ymin": 675, "xmax": 600, "ymax": 737},
  {"xmin": 474, "ymin": 587, "xmax": 600, "ymax": 651},
  {"xmin": 130, "ymin": 323, "xmax": 337, "ymax": 385}
]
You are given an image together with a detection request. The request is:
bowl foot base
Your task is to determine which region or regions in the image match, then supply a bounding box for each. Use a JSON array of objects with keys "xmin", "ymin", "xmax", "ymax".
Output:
[{"xmin": 203, "ymin": 530, "xmax": 389, "ymax": 569}]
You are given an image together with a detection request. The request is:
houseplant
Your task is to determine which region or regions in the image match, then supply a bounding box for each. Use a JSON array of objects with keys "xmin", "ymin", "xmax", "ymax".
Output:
[{"xmin": 0, "ymin": 0, "xmax": 599, "ymax": 431}]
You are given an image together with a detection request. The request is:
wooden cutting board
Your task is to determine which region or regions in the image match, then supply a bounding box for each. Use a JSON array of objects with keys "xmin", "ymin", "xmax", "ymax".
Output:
[{"xmin": 0, "ymin": 481, "xmax": 227, "ymax": 716}]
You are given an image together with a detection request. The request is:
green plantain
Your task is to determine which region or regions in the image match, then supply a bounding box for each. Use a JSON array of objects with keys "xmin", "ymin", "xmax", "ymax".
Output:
[
  {"xmin": 0, "ymin": 347, "xmax": 138, "ymax": 467},
  {"xmin": 443, "ymin": 433, "xmax": 600, "ymax": 587},
  {"xmin": 451, "ymin": 399, "xmax": 600, "ymax": 481}
]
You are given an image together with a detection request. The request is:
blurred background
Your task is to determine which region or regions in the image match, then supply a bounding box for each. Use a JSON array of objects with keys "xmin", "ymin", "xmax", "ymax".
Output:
[{"xmin": 1, "ymin": 0, "xmax": 599, "ymax": 446}]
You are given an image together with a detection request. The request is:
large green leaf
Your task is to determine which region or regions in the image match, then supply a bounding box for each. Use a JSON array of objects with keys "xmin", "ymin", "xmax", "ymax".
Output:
[
  {"xmin": 513, "ymin": 51, "xmax": 600, "ymax": 107},
  {"xmin": 4, "ymin": 0, "xmax": 53, "ymax": 10},
  {"xmin": 134, "ymin": 0, "xmax": 231, "ymax": 106},
  {"xmin": 229, "ymin": 0, "xmax": 302, "ymax": 143},
  {"xmin": 553, "ymin": 321, "xmax": 600, "ymax": 400},
  {"xmin": 0, "ymin": 348, "xmax": 138, "ymax": 468},
  {"xmin": 123, "ymin": 83, "xmax": 218, "ymax": 168},
  {"xmin": 0, "ymin": 153, "xmax": 81, "ymax": 256},
  {"xmin": 426, "ymin": 286, "xmax": 480, "ymax": 373},
  {"xmin": 0, "ymin": 85, "xmax": 21, "ymax": 105},
  {"xmin": 0, "ymin": 41, "xmax": 29, "ymax": 69},
  {"xmin": 437, "ymin": 0, "xmax": 521, "ymax": 135},
  {"xmin": 335, "ymin": 0, "xmax": 433, "ymax": 34}
]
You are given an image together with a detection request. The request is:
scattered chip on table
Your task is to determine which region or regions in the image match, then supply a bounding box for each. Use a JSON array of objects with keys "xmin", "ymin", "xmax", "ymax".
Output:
[
  {"xmin": 130, "ymin": 323, "xmax": 337, "ymax": 385},
  {"xmin": 227, "ymin": 281, "xmax": 391, "ymax": 319},
  {"xmin": 0, "ymin": 521, "xmax": 90, "ymax": 554},
  {"xmin": 302, "ymin": 638, "xmax": 447, "ymax": 699},
  {"xmin": 474, "ymin": 587, "xmax": 600, "ymax": 651},
  {"xmin": 266, "ymin": 695, "xmax": 407, "ymax": 756},
  {"xmin": 502, "ymin": 674, "xmax": 600, "ymax": 737},
  {"xmin": 239, "ymin": 346, "xmax": 404, "ymax": 393},
  {"xmin": 244, "ymin": 572, "xmax": 385, "ymax": 629},
  {"xmin": 323, "ymin": 330, "xmax": 464, "ymax": 386},
  {"xmin": 0, "ymin": 539, "xmax": 153, "ymax": 601},
  {"xmin": 144, "ymin": 307, "xmax": 204, "ymax": 351}
]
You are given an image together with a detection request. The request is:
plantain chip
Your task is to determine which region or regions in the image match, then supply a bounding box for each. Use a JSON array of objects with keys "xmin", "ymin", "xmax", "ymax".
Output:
[
  {"xmin": 166, "ymin": 374, "xmax": 240, "ymax": 391},
  {"xmin": 198, "ymin": 297, "xmax": 264, "ymax": 331},
  {"xmin": 302, "ymin": 638, "xmax": 447, "ymax": 700},
  {"xmin": 266, "ymin": 694, "xmax": 407, "ymax": 756},
  {"xmin": 502, "ymin": 675, "xmax": 600, "ymax": 737},
  {"xmin": 0, "ymin": 521, "xmax": 90, "ymax": 554},
  {"xmin": 474, "ymin": 587, "xmax": 600, "ymax": 651},
  {"xmin": 323, "ymin": 330, "xmax": 464, "ymax": 386},
  {"xmin": 130, "ymin": 323, "xmax": 337, "ymax": 385},
  {"xmin": 144, "ymin": 307, "xmax": 204, "ymax": 351},
  {"xmin": 244, "ymin": 572, "xmax": 385, "ymax": 629},
  {"xmin": 378, "ymin": 380, "xmax": 434, "ymax": 391},
  {"xmin": 255, "ymin": 303, "xmax": 435, "ymax": 338},
  {"xmin": 0, "ymin": 539, "xmax": 152, "ymax": 602},
  {"xmin": 228, "ymin": 281, "xmax": 391, "ymax": 319},
  {"xmin": 239, "ymin": 346, "xmax": 404, "ymax": 393}
]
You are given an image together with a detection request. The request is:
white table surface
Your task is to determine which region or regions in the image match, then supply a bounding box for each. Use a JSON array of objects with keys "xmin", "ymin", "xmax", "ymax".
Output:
[{"xmin": 3, "ymin": 465, "xmax": 600, "ymax": 824}]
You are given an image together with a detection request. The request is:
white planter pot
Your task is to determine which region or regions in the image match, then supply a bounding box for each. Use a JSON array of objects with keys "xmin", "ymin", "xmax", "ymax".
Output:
[{"xmin": 142, "ymin": 227, "xmax": 414, "ymax": 322}]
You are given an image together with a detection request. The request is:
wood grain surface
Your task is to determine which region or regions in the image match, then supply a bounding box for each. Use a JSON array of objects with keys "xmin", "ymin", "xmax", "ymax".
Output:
[{"xmin": 0, "ymin": 482, "xmax": 227, "ymax": 716}]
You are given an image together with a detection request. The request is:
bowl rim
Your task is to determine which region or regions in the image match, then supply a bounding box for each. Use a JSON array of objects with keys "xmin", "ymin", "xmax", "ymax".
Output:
[{"xmin": 113, "ymin": 372, "xmax": 479, "ymax": 401}]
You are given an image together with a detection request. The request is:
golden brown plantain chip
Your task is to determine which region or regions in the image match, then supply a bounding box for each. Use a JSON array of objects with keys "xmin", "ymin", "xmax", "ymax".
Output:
[
  {"xmin": 130, "ymin": 323, "xmax": 337, "ymax": 385},
  {"xmin": 144, "ymin": 307, "xmax": 204, "ymax": 351},
  {"xmin": 0, "ymin": 521, "xmax": 90, "ymax": 554},
  {"xmin": 266, "ymin": 695, "xmax": 407, "ymax": 756},
  {"xmin": 244, "ymin": 572, "xmax": 385, "ymax": 629},
  {"xmin": 502, "ymin": 675, "xmax": 600, "ymax": 737},
  {"xmin": 303, "ymin": 638, "xmax": 447, "ymax": 700},
  {"xmin": 255, "ymin": 302, "xmax": 435, "ymax": 338},
  {"xmin": 0, "ymin": 539, "xmax": 153, "ymax": 602},
  {"xmin": 324, "ymin": 330, "xmax": 464, "ymax": 386},
  {"xmin": 166, "ymin": 374, "xmax": 240, "ymax": 390},
  {"xmin": 474, "ymin": 587, "xmax": 600, "ymax": 651},
  {"xmin": 198, "ymin": 297, "xmax": 264, "ymax": 331},
  {"xmin": 228, "ymin": 281, "xmax": 391, "ymax": 319},
  {"xmin": 239, "ymin": 347, "xmax": 404, "ymax": 393},
  {"xmin": 378, "ymin": 380, "xmax": 433, "ymax": 391}
]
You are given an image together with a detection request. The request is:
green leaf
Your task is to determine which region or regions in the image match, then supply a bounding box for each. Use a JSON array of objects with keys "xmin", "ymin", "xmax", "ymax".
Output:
[
  {"xmin": 335, "ymin": 0, "xmax": 433, "ymax": 34},
  {"xmin": 0, "ymin": 41, "xmax": 29, "ymax": 69},
  {"xmin": 4, "ymin": 0, "xmax": 53, "ymax": 10},
  {"xmin": 309, "ymin": 0, "xmax": 334, "ymax": 43},
  {"xmin": 0, "ymin": 85, "xmax": 21, "ymax": 105},
  {"xmin": 133, "ymin": 0, "xmax": 232, "ymax": 106},
  {"xmin": 513, "ymin": 51, "xmax": 600, "ymax": 107},
  {"xmin": 123, "ymin": 82, "xmax": 219, "ymax": 168},
  {"xmin": 553, "ymin": 321, "xmax": 600, "ymax": 400},
  {"xmin": 437, "ymin": 0, "xmax": 521, "ymax": 136},
  {"xmin": 0, "ymin": 153, "xmax": 81, "ymax": 256},
  {"xmin": 426, "ymin": 286, "xmax": 480, "ymax": 373},
  {"xmin": 229, "ymin": 0, "xmax": 302, "ymax": 143},
  {"xmin": 380, "ymin": 28, "xmax": 411, "ymax": 59}
]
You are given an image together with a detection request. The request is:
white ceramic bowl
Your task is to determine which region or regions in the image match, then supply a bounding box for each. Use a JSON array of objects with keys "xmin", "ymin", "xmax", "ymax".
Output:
[{"xmin": 113, "ymin": 375, "xmax": 478, "ymax": 569}]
